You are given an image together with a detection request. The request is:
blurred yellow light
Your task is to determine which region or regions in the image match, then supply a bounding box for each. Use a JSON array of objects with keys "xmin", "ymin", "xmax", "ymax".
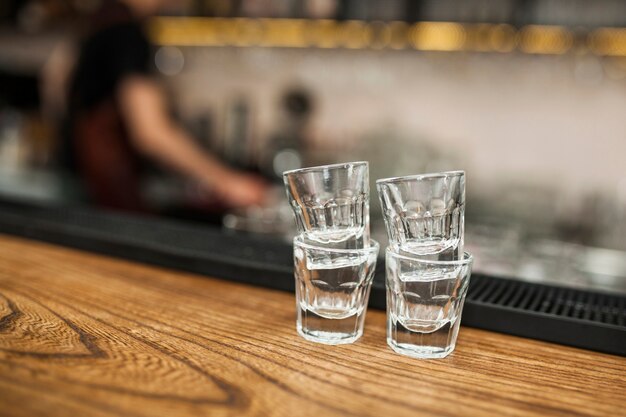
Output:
[
  {"xmin": 231, "ymin": 18, "xmax": 262, "ymax": 46},
  {"xmin": 339, "ymin": 20, "xmax": 373, "ymax": 49},
  {"xmin": 589, "ymin": 28, "xmax": 626, "ymax": 57},
  {"xmin": 488, "ymin": 24, "xmax": 517, "ymax": 53},
  {"xmin": 259, "ymin": 19, "xmax": 307, "ymax": 48},
  {"xmin": 149, "ymin": 17, "xmax": 604, "ymax": 57},
  {"xmin": 148, "ymin": 17, "xmax": 225, "ymax": 46},
  {"xmin": 306, "ymin": 20, "xmax": 339, "ymax": 48},
  {"xmin": 410, "ymin": 22, "xmax": 466, "ymax": 52},
  {"xmin": 519, "ymin": 25, "xmax": 573, "ymax": 54}
]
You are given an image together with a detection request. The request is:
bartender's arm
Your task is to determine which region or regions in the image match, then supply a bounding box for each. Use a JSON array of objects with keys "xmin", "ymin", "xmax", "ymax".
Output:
[{"xmin": 118, "ymin": 76, "xmax": 267, "ymax": 207}]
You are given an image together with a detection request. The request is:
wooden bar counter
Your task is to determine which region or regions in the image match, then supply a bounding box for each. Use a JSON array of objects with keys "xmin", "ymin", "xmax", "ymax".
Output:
[{"xmin": 0, "ymin": 234, "xmax": 624, "ymax": 417}]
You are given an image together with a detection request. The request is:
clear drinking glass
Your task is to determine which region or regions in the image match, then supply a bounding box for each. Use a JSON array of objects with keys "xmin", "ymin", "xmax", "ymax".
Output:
[
  {"xmin": 376, "ymin": 171, "xmax": 465, "ymax": 260},
  {"xmin": 293, "ymin": 235, "xmax": 379, "ymax": 344},
  {"xmin": 283, "ymin": 162, "xmax": 369, "ymax": 250},
  {"xmin": 386, "ymin": 249, "xmax": 473, "ymax": 359}
]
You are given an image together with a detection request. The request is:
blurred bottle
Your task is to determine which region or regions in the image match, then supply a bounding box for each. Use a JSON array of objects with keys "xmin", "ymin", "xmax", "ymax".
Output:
[
  {"xmin": 260, "ymin": 87, "xmax": 315, "ymax": 182},
  {"xmin": 223, "ymin": 96, "xmax": 254, "ymax": 169},
  {"xmin": 0, "ymin": 107, "xmax": 25, "ymax": 171}
]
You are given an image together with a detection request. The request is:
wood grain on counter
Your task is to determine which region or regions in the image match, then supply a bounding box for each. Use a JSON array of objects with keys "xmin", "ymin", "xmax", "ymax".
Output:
[{"xmin": 0, "ymin": 234, "xmax": 624, "ymax": 417}]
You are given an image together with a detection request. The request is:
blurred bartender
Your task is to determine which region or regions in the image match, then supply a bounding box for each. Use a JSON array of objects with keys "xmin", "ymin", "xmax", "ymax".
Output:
[{"xmin": 65, "ymin": 0, "xmax": 268, "ymax": 212}]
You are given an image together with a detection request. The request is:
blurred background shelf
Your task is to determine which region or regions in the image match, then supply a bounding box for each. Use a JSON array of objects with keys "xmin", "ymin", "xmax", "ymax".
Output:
[{"xmin": 148, "ymin": 17, "xmax": 626, "ymax": 57}]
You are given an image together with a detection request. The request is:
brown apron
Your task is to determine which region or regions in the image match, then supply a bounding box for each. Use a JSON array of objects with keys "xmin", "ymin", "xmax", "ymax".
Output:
[{"xmin": 73, "ymin": 99, "xmax": 144, "ymax": 212}]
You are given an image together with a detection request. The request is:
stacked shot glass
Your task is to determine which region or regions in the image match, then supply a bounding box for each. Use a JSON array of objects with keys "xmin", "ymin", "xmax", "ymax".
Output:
[
  {"xmin": 377, "ymin": 171, "xmax": 473, "ymax": 359},
  {"xmin": 283, "ymin": 162, "xmax": 379, "ymax": 345}
]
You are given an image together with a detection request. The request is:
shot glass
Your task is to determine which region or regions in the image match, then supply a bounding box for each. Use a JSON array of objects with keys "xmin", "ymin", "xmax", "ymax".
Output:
[
  {"xmin": 293, "ymin": 235, "xmax": 379, "ymax": 344},
  {"xmin": 386, "ymin": 249, "xmax": 473, "ymax": 359},
  {"xmin": 376, "ymin": 171, "xmax": 465, "ymax": 260},
  {"xmin": 283, "ymin": 162, "xmax": 370, "ymax": 250}
]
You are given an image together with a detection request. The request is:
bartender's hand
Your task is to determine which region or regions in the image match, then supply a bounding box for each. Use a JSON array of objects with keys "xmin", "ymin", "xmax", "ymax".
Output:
[{"xmin": 213, "ymin": 170, "xmax": 269, "ymax": 208}]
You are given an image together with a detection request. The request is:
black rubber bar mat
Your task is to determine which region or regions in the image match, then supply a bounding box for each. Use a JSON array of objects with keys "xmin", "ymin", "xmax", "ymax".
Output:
[{"xmin": 0, "ymin": 198, "xmax": 624, "ymax": 356}]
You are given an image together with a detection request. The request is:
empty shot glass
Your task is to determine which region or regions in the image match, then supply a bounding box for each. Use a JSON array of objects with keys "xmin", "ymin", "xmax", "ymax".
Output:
[
  {"xmin": 294, "ymin": 235, "xmax": 379, "ymax": 344},
  {"xmin": 283, "ymin": 162, "xmax": 370, "ymax": 250},
  {"xmin": 386, "ymin": 249, "xmax": 473, "ymax": 359},
  {"xmin": 377, "ymin": 171, "xmax": 465, "ymax": 260}
]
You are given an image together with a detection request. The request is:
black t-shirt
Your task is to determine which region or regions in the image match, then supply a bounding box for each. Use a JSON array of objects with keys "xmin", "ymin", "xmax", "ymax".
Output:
[
  {"xmin": 62, "ymin": 2, "xmax": 152, "ymax": 175},
  {"xmin": 69, "ymin": 20, "xmax": 151, "ymax": 111}
]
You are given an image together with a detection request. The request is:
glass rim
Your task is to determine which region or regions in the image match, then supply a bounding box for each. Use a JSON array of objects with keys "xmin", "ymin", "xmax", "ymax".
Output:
[
  {"xmin": 386, "ymin": 248, "xmax": 473, "ymax": 266},
  {"xmin": 294, "ymin": 235, "xmax": 380, "ymax": 255},
  {"xmin": 282, "ymin": 161, "xmax": 369, "ymax": 177},
  {"xmin": 375, "ymin": 170, "xmax": 465, "ymax": 185}
]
